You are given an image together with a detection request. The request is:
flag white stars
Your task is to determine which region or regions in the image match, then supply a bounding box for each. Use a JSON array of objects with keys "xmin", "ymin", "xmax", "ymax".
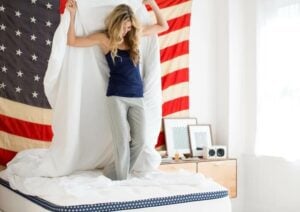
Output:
[
  {"xmin": 16, "ymin": 30, "xmax": 22, "ymax": 37},
  {"xmin": 0, "ymin": 82, "xmax": 6, "ymax": 89},
  {"xmin": 30, "ymin": 17, "xmax": 37, "ymax": 23},
  {"xmin": 1, "ymin": 65, "xmax": 7, "ymax": 73},
  {"xmin": 15, "ymin": 10, "xmax": 22, "ymax": 17},
  {"xmin": 32, "ymin": 91, "xmax": 38, "ymax": 98},
  {"xmin": 16, "ymin": 49, "xmax": 23, "ymax": 56},
  {"xmin": 0, "ymin": 0, "xmax": 59, "ymax": 106},
  {"xmin": 31, "ymin": 34, "xmax": 37, "ymax": 41},
  {"xmin": 0, "ymin": 44, "xmax": 6, "ymax": 52},
  {"xmin": 34, "ymin": 75, "xmax": 40, "ymax": 81},
  {"xmin": 0, "ymin": 5, "xmax": 5, "ymax": 12},
  {"xmin": 46, "ymin": 39, "xmax": 51, "ymax": 46},
  {"xmin": 46, "ymin": 3, "xmax": 52, "ymax": 9},
  {"xmin": 31, "ymin": 54, "xmax": 38, "ymax": 61},
  {"xmin": 0, "ymin": 24, "xmax": 6, "ymax": 31},
  {"xmin": 15, "ymin": 87, "xmax": 22, "ymax": 93},
  {"xmin": 17, "ymin": 70, "xmax": 24, "ymax": 77},
  {"xmin": 46, "ymin": 21, "xmax": 52, "ymax": 27}
]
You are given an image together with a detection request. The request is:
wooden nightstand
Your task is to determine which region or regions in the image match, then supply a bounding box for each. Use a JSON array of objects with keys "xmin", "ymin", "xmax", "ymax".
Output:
[{"xmin": 159, "ymin": 158, "xmax": 237, "ymax": 198}]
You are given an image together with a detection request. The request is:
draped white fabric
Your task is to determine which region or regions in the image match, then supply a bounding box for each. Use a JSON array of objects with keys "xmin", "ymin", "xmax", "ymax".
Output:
[{"xmin": 4, "ymin": 0, "xmax": 162, "ymax": 179}]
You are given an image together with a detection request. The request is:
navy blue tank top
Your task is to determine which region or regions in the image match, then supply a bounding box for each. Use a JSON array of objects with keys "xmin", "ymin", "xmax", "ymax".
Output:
[{"xmin": 105, "ymin": 49, "xmax": 143, "ymax": 98}]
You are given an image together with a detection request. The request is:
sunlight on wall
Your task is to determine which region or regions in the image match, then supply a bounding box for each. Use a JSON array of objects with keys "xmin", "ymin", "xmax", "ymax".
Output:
[{"xmin": 256, "ymin": 3, "xmax": 300, "ymax": 161}]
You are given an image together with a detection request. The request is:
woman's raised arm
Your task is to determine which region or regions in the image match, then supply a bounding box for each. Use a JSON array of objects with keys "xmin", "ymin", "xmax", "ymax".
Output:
[
  {"xmin": 142, "ymin": 0, "xmax": 169, "ymax": 36},
  {"xmin": 66, "ymin": 0, "xmax": 109, "ymax": 51}
]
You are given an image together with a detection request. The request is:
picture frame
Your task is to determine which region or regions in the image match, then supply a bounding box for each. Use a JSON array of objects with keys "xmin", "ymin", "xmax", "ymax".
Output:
[
  {"xmin": 188, "ymin": 125, "xmax": 213, "ymax": 157},
  {"xmin": 163, "ymin": 118, "xmax": 197, "ymax": 158}
]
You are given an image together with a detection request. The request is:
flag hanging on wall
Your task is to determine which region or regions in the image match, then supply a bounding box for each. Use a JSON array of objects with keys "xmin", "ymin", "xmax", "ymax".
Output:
[
  {"xmin": 0, "ymin": 0, "xmax": 59, "ymax": 165},
  {"xmin": 0, "ymin": 0, "xmax": 192, "ymax": 165},
  {"xmin": 149, "ymin": 0, "xmax": 192, "ymax": 149}
]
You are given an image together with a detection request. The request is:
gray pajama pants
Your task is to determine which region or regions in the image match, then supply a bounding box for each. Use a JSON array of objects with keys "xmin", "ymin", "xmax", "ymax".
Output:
[{"xmin": 106, "ymin": 96, "xmax": 146, "ymax": 180}]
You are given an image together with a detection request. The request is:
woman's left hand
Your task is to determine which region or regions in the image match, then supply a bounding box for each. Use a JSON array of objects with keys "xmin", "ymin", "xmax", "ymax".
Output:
[{"xmin": 66, "ymin": 0, "xmax": 77, "ymax": 15}]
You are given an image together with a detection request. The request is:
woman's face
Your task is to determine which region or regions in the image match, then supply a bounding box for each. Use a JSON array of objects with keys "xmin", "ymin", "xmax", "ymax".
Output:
[{"xmin": 121, "ymin": 20, "xmax": 132, "ymax": 37}]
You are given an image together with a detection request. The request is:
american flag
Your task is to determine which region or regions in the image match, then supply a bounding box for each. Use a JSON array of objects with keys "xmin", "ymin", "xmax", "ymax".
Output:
[
  {"xmin": 0, "ymin": 0, "xmax": 192, "ymax": 165},
  {"xmin": 148, "ymin": 0, "xmax": 192, "ymax": 148}
]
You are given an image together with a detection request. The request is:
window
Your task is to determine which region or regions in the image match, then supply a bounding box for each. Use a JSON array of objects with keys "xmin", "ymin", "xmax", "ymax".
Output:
[{"xmin": 256, "ymin": 0, "xmax": 300, "ymax": 160}]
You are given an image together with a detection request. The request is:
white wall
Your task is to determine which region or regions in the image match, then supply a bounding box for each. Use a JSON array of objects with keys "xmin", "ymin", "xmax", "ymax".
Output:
[
  {"xmin": 190, "ymin": 0, "xmax": 300, "ymax": 212},
  {"xmin": 190, "ymin": 0, "xmax": 218, "ymax": 137},
  {"xmin": 190, "ymin": 1, "xmax": 246, "ymax": 209}
]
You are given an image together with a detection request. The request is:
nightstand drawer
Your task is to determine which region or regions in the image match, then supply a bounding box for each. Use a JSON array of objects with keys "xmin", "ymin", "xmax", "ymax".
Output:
[{"xmin": 197, "ymin": 159, "xmax": 237, "ymax": 198}]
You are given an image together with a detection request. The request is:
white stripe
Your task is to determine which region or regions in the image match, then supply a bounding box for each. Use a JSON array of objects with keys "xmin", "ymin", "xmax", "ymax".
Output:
[
  {"xmin": 164, "ymin": 109, "xmax": 190, "ymax": 118},
  {"xmin": 162, "ymin": 82, "xmax": 189, "ymax": 103},
  {"xmin": 0, "ymin": 131, "xmax": 50, "ymax": 152},
  {"xmin": 161, "ymin": 55, "xmax": 189, "ymax": 77},
  {"xmin": 149, "ymin": 1, "xmax": 192, "ymax": 21},
  {"xmin": 0, "ymin": 97, "xmax": 52, "ymax": 125},
  {"xmin": 159, "ymin": 27, "xmax": 190, "ymax": 50}
]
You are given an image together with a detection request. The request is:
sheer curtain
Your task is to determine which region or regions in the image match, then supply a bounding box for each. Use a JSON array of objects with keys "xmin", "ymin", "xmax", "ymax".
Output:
[{"xmin": 256, "ymin": 0, "xmax": 300, "ymax": 160}]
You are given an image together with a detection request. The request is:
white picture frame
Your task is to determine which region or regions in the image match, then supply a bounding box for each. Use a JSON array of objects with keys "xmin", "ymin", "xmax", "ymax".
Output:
[
  {"xmin": 188, "ymin": 125, "xmax": 213, "ymax": 157},
  {"xmin": 163, "ymin": 118, "xmax": 197, "ymax": 158}
]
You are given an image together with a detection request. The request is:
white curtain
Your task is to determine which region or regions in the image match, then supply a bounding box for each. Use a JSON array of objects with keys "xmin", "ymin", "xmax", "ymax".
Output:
[{"xmin": 256, "ymin": 0, "xmax": 300, "ymax": 160}]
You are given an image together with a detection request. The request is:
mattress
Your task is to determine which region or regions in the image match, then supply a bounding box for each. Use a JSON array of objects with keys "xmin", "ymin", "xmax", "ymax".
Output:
[{"xmin": 0, "ymin": 170, "xmax": 232, "ymax": 212}]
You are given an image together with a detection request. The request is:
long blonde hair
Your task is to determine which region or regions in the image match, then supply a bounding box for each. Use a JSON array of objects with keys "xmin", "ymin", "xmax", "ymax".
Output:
[{"xmin": 105, "ymin": 4, "xmax": 141, "ymax": 65}]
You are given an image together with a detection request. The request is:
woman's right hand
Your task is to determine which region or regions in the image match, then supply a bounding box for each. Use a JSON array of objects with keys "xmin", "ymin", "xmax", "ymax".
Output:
[{"xmin": 66, "ymin": 0, "xmax": 77, "ymax": 15}]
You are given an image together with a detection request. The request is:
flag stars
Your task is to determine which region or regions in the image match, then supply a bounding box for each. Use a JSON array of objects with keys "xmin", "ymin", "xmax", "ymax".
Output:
[
  {"xmin": 1, "ymin": 65, "xmax": 7, "ymax": 73},
  {"xmin": 46, "ymin": 3, "xmax": 52, "ymax": 9},
  {"xmin": 15, "ymin": 10, "xmax": 22, "ymax": 17},
  {"xmin": 31, "ymin": 54, "xmax": 38, "ymax": 61},
  {"xmin": 0, "ymin": 44, "xmax": 6, "ymax": 52},
  {"xmin": 15, "ymin": 87, "xmax": 22, "ymax": 93},
  {"xmin": 46, "ymin": 39, "xmax": 51, "ymax": 46},
  {"xmin": 16, "ymin": 49, "xmax": 23, "ymax": 56},
  {"xmin": 30, "ymin": 16, "xmax": 37, "ymax": 23},
  {"xmin": 31, "ymin": 0, "xmax": 37, "ymax": 4},
  {"xmin": 15, "ymin": 30, "xmax": 22, "ymax": 37},
  {"xmin": 0, "ymin": 5, "xmax": 5, "ymax": 12},
  {"xmin": 0, "ymin": 24, "xmax": 6, "ymax": 31},
  {"xmin": 34, "ymin": 75, "xmax": 40, "ymax": 82},
  {"xmin": 31, "ymin": 34, "xmax": 37, "ymax": 41},
  {"xmin": 0, "ymin": 82, "xmax": 6, "ymax": 89},
  {"xmin": 17, "ymin": 70, "xmax": 24, "ymax": 77},
  {"xmin": 46, "ymin": 20, "xmax": 52, "ymax": 27},
  {"xmin": 32, "ymin": 91, "xmax": 38, "ymax": 98}
]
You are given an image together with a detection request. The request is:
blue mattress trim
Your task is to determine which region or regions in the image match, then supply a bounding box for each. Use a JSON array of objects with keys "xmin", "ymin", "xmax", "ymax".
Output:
[{"xmin": 0, "ymin": 178, "xmax": 228, "ymax": 212}]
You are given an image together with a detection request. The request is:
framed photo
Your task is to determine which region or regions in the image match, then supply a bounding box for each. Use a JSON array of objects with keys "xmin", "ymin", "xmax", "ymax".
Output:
[
  {"xmin": 163, "ymin": 118, "xmax": 197, "ymax": 157},
  {"xmin": 188, "ymin": 125, "xmax": 213, "ymax": 157}
]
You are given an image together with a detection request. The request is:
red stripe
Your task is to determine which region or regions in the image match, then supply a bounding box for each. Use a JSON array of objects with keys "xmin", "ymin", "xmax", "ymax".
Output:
[
  {"xmin": 159, "ymin": 13, "xmax": 191, "ymax": 36},
  {"xmin": 0, "ymin": 114, "xmax": 53, "ymax": 141},
  {"xmin": 147, "ymin": 0, "xmax": 190, "ymax": 10},
  {"xmin": 0, "ymin": 148, "xmax": 16, "ymax": 166},
  {"xmin": 160, "ymin": 40, "xmax": 189, "ymax": 63},
  {"xmin": 60, "ymin": 0, "xmax": 67, "ymax": 14},
  {"xmin": 162, "ymin": 68, "xmax": 189, "ymax": 90},
  {"xmin": 162, "ymin": 96, "xmax": 189, "ymax": 116},
  {"xmin": 155, "ymin": 131, "xmax": 165, "ymax": 148}
]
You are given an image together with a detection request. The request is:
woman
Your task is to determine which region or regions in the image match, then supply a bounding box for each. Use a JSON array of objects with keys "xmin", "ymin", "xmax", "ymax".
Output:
[{"xmin": 66, "ymin": 0, "xmax": 168, "ymax": 180}]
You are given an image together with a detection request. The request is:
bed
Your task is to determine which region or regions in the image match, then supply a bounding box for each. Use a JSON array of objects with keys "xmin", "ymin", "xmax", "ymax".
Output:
[{"xmin": 0, "ymin": 168, "xmax": 231, "ymax": 212}]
